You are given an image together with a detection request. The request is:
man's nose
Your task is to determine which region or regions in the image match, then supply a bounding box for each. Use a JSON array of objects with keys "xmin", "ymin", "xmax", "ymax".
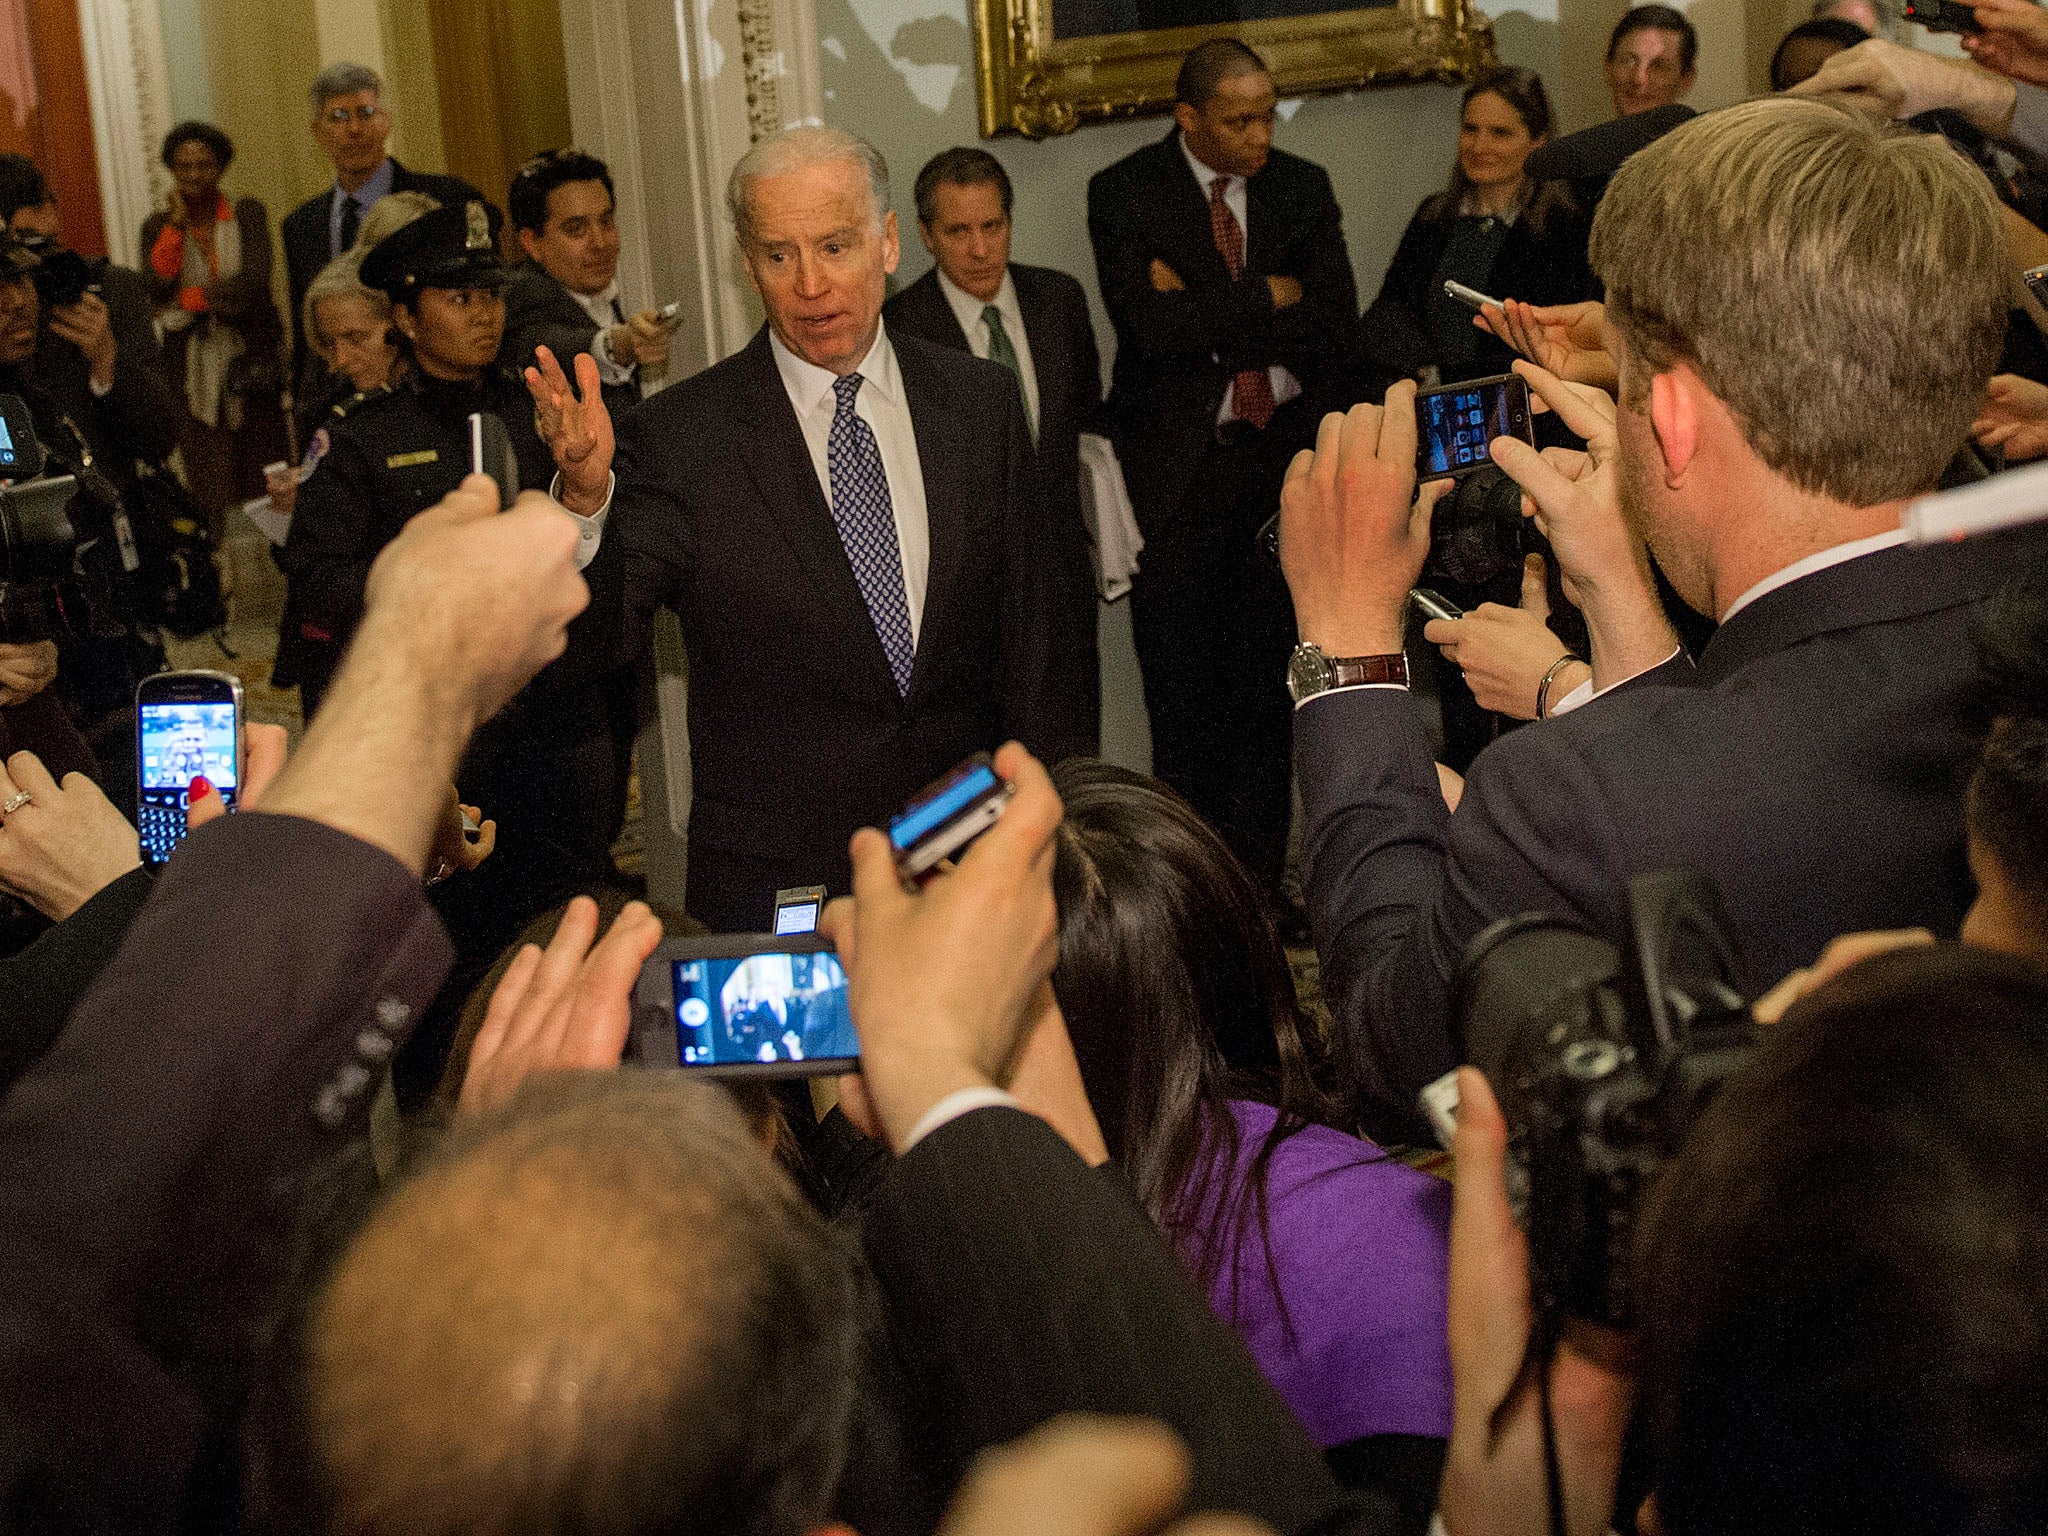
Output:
[{"xmin": 792, "ymin": 252, "xmax": 828, "ymax": 296}]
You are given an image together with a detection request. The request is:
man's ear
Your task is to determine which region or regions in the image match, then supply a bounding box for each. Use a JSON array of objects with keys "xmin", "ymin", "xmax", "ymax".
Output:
[
  {"xmin": 916, "ymin": 219, "xmax": 937, "ymax": 257},
  {"xmin": 1648, "ymin": 367, "xmax": 1700, "ymax": 487},
  {"xmin": 516, "ymin": 227, "xmax": 543, "ymax": 265},
  {"xmin": 1174, "ymin": 101, "xmax": 1200, "ymax": 137},
  {"xmin": 881, "ymin": 208, "xmax": 900, "ymax": 276}
]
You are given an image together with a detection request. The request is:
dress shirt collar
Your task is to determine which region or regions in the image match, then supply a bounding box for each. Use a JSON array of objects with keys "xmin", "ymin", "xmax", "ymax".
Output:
[
  {"xmin": 935, "ymin": 264, "xmax": 1018, "ymax": 340},
  {"xmin": 568, "ymin": 277, "xmax": 623, "ymax": 324},
  {"xmin": 334, "ymin": 158, "xmax": 394, "ymax": 216},
  {"xmin": 1180, "ymin": 133, "xmax": 1237, "ymax": 197},
  {"xmin": 1720, "ymin": 527, "xmax": 1911, "ymax": 624},
  {"xmin": 768, "ymin": 322, "xmax": 903, "ymax": 419}
]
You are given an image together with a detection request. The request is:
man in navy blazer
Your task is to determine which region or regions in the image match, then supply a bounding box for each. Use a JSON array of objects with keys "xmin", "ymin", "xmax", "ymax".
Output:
[
  {"xmin": 886, "ymin": 147, "xmax": 1101, "ymax": 733},
  {"xmin": 1088, "ymin": 40, "xmax": 1355, "ymax": 906},
  {"xmin": 1279, "ymin": 98, "xmax": 2041, "ymax": 1137},
  {"xmin": 531, "ymin": 126, "xmax": 1095, "ymax": 932}
]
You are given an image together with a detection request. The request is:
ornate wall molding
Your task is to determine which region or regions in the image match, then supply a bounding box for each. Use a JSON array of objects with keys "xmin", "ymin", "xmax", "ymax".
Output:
[{"xmin": 75, "ymin": 0, "xmax": 176, "ymax": 266}]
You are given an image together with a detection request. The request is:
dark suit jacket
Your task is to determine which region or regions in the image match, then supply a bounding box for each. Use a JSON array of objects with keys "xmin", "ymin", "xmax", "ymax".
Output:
[
  {"xmin": 1297, "ymin": 528, "xmax": 2048, "ymax": 1134},
  {"xmin": 1087, "ymin": 129, "xmax": 1356, "ymax": 524},
  {"xmin": 862, "ymin": 1105, "xmax": 1399, "ymax": 1534},
  {"xmin": 499, "ymin": 259, "xmax": 642, "ymax": 421},
  {"xmin": 32, "ymin": 260, "xmax": 181, "ymax": 473},
  {"xmin": 1351, "ymin": 191, "xmax": 1596, "ymax": 402},
  {"xmin": 280, "ymin": 160, "xmax": 487, "ymax": 380},
  {"xmin": 565, "ymin": 323, "xmax": 1096, "ymax": 930},
  {"xmin": 0, "ymin": 814, "xmax": 449, "ymax": 1529},
  {"xmin": 884, "ymin": 263, "xmax": 1101, "ymax": 731}
]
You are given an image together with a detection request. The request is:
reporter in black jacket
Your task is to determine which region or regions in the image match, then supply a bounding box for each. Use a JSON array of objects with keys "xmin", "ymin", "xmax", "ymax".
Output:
[{"xmin": 1354, "ymin": 68, "xmax": 1593, "ymax": 405}]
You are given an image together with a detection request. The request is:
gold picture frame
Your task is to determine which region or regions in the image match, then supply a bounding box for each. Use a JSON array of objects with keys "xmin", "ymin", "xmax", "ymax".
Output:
[{"xmin": 973, "ymin": 0, "xmax": 1497, "ymax": 138}]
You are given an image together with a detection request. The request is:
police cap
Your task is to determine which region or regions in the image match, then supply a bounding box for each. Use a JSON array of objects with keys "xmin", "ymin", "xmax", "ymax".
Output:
[{"xmin": 359, "ymin": 199, "xmax": 507, "ymax": 303}]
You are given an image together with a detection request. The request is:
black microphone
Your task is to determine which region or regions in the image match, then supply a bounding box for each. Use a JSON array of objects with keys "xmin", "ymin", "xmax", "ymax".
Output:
[{"xmin": 1525, "ymin": 104, "xmax": 1698, "ymax": 183}]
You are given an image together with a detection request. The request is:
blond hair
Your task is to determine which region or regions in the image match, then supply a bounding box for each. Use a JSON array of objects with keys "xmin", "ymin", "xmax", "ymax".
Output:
[
  {"xmin": 301, "ymin": 252, "xmax": 387, "ymax": 365},
  {"xmin": 1590, "ymin": 96, "xmax": 2005, "ymax": 506}
]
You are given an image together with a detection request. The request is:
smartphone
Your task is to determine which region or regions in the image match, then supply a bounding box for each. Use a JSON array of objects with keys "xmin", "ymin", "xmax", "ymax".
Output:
[
  {"xmin": 653, "ymin": 299, "xmax": 686, "ymax": 330},
  {"xmin": 135, "ymin": 669, "xmax": 242, "ymax": 866},
  {"xmin": 468, "ymin": 410, "xmax": 518, "ymax": 506},
  {"xmin": 1410, "ymin": 588, "xmax": 1465, "ymax": 622},
  {"xmin": 1903, "ymin": 0, "xmax": 1981, "ymax": 32},
  {"xmin": 1416, "ymin": 372, "xmax": 1535, "ymax": 481},
  {"xmin": 773, "ymin": 885, "xmax": 826, "ymax": 936},
  {"xmin": 0, "ymin": 392, "xmax": 45, "ymax": 478},
  {"xmin": 633, "ymin": 934, "xmax": 856, "ymax": 1078},
  {"xmin": 1442, "ymin": 279, "xmax": 1502, "ymax": 313},
  {"xmin": 2025, "ymin": 264, "xmax": 2048, "ymax": 310},
  {"xmin": 890, "ymin": 753, "xmax": 1014, "ymax": 881}
]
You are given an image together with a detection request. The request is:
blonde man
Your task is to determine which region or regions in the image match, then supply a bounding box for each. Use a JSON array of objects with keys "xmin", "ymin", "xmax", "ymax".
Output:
[{"xmin": 1276, "ymin": 96, "xmax": 2032, "ymax": 1137}]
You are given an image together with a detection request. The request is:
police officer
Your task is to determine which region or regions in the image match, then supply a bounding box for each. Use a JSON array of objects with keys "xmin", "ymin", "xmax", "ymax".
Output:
[{"xmin": 278, "ymin": 200, "xmax": 634, "ymax": 1104}]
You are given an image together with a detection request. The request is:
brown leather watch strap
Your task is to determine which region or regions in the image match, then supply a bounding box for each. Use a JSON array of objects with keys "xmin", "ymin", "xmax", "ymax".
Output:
[{"xmin": 1328, "ymin": 654, "xmax": 1409, "ymax": 688}]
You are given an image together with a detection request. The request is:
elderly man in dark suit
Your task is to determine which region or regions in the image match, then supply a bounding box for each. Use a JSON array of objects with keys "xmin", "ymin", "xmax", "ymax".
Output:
[
  {"xmin": 1088, "ymin": 38, "xmax": 1356, "ymax": 913},
  {"xmin": 528, "ymin": 125, "xmax": 1096, "ymax": 932},
  {"xmin": 501, "ymin": 148, "xmax": 670, "ymax": 421},
  {"xmin": 885, "ymin": 147, "xmax": 1101, "ymax": 732},
  {"xmin": 280, "ymin": 62, "xmax": 483, "ymax": 389},
  {"xmin": 1280, "ymin": 97, "xmax": 2043, "ymax": 1137}
]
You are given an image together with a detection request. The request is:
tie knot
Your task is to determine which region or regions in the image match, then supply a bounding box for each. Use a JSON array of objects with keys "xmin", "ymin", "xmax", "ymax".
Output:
[
  {"xmin": 833, "ymin": 373, "xmax": 865, "ymax": 409},
  {"xmin": 1210, "ymin": 176, "xmax": 1230, "ymax": 206},
  {"xmin": 982, "ymin": 303, "xmax": 1003, "ymax": 325}
]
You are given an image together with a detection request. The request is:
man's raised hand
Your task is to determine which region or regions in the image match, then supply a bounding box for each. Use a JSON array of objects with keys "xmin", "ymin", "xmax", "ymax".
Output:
[
  {"xmin": 1476, "ymin": 299, "xmax": 1616, "ymax": 393},
  {"xmin": 523, "ymin": 344, "xmax": 615, "ymax": 517}
]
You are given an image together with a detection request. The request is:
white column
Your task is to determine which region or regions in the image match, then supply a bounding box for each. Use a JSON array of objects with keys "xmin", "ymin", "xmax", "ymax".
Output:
[{"xmin": 75, "ymin": 0, "xmax": 175, "ymax": 267}]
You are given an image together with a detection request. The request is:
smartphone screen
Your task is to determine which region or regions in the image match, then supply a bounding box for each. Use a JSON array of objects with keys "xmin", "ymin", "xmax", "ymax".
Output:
[
  {"xmin": 1416, "ymin": 373, "xmax": 1534, "ymax": 480},
  {"xmin": 671, "ymin": 949, "xmax": 855, "ymax": 1070},
  {"xmin": 773, "ymin": 896, "xmax": 822, "ymax": 936},
  {"xmin": 136, "ymin": 676, "xmax": 239, "ymax": 865},
  {"xmin": 0, "ymin": 408, "xmax": 17, "ymax": 472}
]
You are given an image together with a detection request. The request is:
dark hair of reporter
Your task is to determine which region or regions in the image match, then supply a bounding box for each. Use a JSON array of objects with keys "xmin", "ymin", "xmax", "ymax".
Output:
[
  {"xmin": 1767, "ymin": 17, "xmax": 1870, "ymax": 91},
  {"xmin": 161, "ymin": 120, "xmax": 235, "ymax": 171},
  {"xmin": 0, "ymin": 153, "xmax": 53, "ymax": 225},
  {"xmin": 1962, "ymin": 559, "xmax": 2048, "ymax": 938},
  {"xmin": 1635, "ymin": 943, "xmax": 2048, "ymax": 1536},
  {"xmin": 273, "ymin": 1071, "xmax": 863, "ymax": 1536},
  {"xmin": 1421, "ymin": 66, "xmax": 1577, "ymax": 239},
  {"xmin": 508, "ymin": 147, "xmax": 615, "ymax": 236},
  {"xmin": 1047, "ymin": 759, "xmax": 1343, "ymax": 1313},
  {"xmin": 1174, "ymin": 37, "xmax": 1269, "ymax": 109},
  {"xmin": 1607, "ymin": 3, "xmax": 1698, "ymax": 70}
]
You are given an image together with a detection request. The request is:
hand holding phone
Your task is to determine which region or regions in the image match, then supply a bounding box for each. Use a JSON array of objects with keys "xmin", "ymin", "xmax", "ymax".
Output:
[
  {"xmin": 633, "ymin": 934, "xmax": 857, "ymax": 1078},
  {"xmin": 135, "ymin": 669, "xmax": 242, "ymax": 865},
  {"xmin": 653, "ymin": 299, "xmax": 686, "ymax": 330},
  {"xmin": 889, "ymin": 753, "xmax": 1016, "ymax": 882},
  {"xmin": 1415, "ymin": 372, "xmax": 1536, "ymax": 481},
  {"xmin": 1410, "ymin": 588, "xmax": 1466, "ymax": 622}
]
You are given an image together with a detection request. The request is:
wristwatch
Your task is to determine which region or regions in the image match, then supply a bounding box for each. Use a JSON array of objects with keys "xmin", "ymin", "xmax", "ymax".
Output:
[{"xmin": 1286, "ymin": 642, "xmax": 1408, "ymax": 703}]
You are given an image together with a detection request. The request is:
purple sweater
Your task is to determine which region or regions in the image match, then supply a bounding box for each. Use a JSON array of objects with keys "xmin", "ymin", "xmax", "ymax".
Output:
[{"xmin": 1187, "ymin": 1100, "xmax": 1452, "ymax": 1445}]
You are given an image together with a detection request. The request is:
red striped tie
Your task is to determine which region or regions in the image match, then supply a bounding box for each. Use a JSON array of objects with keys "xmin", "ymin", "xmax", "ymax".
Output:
[{"xmin": 1209, "ymin": 176, "xmax": 1275, "ymax": 430}]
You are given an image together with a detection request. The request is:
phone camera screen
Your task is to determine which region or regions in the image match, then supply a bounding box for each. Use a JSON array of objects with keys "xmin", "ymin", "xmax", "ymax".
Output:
[
  {"xmin": 1419, "ymin": 382, "xmax": 1515, "ymax": 478},
  {"xmin": 773, "ymin": 901, "xmax": 820, "ymax": 936},
  {"xmin": 674, "ymin": 951, "xmax": 854, "ymax": 1067},
  {"xmin": 138, "ymin": 701, "xmax": 237, "ymax": 864}
]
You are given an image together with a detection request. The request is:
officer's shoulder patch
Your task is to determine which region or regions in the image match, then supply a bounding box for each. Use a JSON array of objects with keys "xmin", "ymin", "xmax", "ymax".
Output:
[{"xmin": 386, "ymin": 448, "xmax": 440, "ymax": 469}]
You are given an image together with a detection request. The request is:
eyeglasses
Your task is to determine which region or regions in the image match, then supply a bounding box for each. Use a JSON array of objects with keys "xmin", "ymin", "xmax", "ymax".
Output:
[{"xmin": 320, "ymin": 104, "xmax": 386, "ymax": 127}]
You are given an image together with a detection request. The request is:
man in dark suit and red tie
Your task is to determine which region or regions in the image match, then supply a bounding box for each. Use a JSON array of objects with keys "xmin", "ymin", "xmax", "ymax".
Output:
[
  {"xmin": 885, "ymin": 147, "xmax": 1102, "ymax": 733},
  {"xmin": 1087, "ymin": 38, "xmax": 1356, "ymax": 917},
  {"xmin": 527, "ymin": 126, "xmax": 1095, "ymax": 932}
]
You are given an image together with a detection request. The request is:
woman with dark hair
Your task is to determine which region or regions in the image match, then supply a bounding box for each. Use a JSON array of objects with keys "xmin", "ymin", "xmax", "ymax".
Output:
[
  {"xmin": 139, "ymin": 120, "xmax": 288, "ymax": 531},
  {"xmin": 1040, "ymin": 758, "xmax": 1452, "ymax": 1524},
  {"xmin": 1353, "ymin": 67, "xmax": 1593, "ymax": 404}
]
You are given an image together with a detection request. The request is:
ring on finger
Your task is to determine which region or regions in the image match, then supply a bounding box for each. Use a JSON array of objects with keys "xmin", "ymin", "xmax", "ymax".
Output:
[{"xmin": 0, "ymin": 790, "xmax": 33, "ymax": 816}]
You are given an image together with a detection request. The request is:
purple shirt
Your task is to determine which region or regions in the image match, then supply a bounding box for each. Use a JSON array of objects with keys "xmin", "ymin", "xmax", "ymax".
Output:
[{"xmin": 1189, "ymin": 1100, "xmax": 1452, "ymax": 1445}]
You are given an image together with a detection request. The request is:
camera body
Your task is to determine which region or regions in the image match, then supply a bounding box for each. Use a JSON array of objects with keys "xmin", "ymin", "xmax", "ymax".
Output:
[
  {"xmin": 1425, "ymin": 466, "xmax": 1535, "ymax": 587},
  {"xmin": 0, "ymin": 394, "xmax": 81, "ymax": 639},
  {"xmin": 16, "ymin": 236, "xmax": 104, "ymax": 311},
  {"xmin": 1454, "ymin": 871, "xmax": 1756, "ymax": 1328}
]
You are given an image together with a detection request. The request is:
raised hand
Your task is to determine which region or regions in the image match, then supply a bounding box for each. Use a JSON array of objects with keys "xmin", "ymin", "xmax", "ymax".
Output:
[
  {"xmin": 1425, "ymin": 554, "xmax": 1582, "ymax": 722},
  {"xmin": 1476, "ymin": 299, "xmax": 1615, "ymax": 392},
  {"xmin": 1972, "ymin": 373, "xmax": 2048, "ymax": 462},
  {"xmin": 523, "ymin": 344, "xmax": 615, "ymax": 516}
]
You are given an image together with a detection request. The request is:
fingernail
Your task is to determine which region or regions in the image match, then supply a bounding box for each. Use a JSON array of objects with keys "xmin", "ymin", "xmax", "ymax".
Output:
[{"xmin": 189, "ymin": 775, "xmax": 211, "ymax": 800}]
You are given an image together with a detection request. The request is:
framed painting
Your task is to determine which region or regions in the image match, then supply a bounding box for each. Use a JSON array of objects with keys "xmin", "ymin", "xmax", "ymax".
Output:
[{"xmin": 972, "ymin": 0, "xmax": 1497, "ymax": 138}]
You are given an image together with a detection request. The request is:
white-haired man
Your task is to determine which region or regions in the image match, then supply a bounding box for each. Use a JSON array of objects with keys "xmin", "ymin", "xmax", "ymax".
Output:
[{"xmin": 525, "ymin": 125, "xmax": 1096, "ymax": 930}]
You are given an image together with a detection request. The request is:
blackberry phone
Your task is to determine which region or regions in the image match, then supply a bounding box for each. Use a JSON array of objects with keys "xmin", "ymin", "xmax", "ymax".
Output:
[{"xmin": 135, "ymin": 670, "xmax": 241, "ymax": 865}]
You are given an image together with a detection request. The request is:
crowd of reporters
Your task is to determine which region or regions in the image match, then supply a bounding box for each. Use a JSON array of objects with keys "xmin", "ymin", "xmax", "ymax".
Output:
[{"xmin": 2, "ymin": 10, "xmax": 2048, "ymax": 1536}]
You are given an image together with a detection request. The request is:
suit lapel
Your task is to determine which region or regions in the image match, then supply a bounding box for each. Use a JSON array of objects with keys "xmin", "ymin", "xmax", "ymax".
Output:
[
  {"xmin": 727, "ymin": 327, "xmax": 901, "ymax": 703},
  {"xmin": 895, "ymin": 337, "xmax": 965, "ymax": 704},
  {"xmin": 916, "ymin": 272, "xmax": 974, "ymax": 353},
  {"xmin": 1014, "ymin": 270, "xmax": 1065, "ymax": 446},
  {"xmin": 1155, "ymin": 131, "xmax": 1234, "ymax": 289}
]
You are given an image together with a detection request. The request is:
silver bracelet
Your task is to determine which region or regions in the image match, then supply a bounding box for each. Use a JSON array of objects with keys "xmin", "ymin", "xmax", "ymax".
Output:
[{"xmin": 1536, "ymin": 653, "xmax": 1583, "ymax": 720}]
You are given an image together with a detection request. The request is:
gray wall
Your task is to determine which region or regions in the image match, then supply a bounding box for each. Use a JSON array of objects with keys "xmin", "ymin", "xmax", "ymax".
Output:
[{"xmin": 822, "ymin": 0, "xmax": 1563, "ymax": 358}]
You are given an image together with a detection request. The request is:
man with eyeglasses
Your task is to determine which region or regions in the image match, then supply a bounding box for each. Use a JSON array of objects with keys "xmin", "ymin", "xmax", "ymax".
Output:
[
  {"xmin": 1086, "ymin": 37, "xmax": 1355, "ymax": 933},
  {"xmin": 280, "ymin": 62, "xmax": 487, "ymax": 394}
]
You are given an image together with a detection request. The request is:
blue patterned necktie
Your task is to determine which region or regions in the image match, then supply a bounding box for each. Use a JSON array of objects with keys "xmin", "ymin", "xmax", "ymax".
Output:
[{"xmin": 826, "ymin": 372, "xmax": 915, "ymax": 695}]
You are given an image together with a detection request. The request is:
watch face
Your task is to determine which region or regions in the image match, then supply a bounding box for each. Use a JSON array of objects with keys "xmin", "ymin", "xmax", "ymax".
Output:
[{"xmin": 1287, "ymin": 644, "xmax": 1332, "ymax": 702}]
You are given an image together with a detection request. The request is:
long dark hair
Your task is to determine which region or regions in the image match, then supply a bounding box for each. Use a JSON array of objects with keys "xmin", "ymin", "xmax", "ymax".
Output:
[
  {"xmin": 1423, "ymin": 65, "xmax": 1576, "ymax": 238},
  {"xmin": 1048, "ymin": 759, "xmax": 1344, "ymax": 1317}
]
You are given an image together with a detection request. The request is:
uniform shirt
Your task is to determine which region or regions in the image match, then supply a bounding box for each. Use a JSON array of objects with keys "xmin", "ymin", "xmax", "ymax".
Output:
[
  {"xmin": 768, "ymin": 324, "xmax": 932, "ymax": 646},
  {"xmin": 934, "ymin": 265, "xmax": 1040, "ymax": 433},
  {"xmin": 1179, "ymin": 136, "xmax": 1302, "ymax": 425},
  {"xmin": 328, "ymin": 158, "xmax": 394, "ymax": 258}
]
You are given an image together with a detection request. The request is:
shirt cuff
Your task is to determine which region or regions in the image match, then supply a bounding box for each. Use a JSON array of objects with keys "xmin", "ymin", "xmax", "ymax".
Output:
[
  {"xmin": 1547, "ymin": 645, "xmax": 1681, "ymax": 716},
  {"xmin": 903, "ymin": 1085, "xmax": 1021, "ymax": 1151},
  {"xmin": 1293, "ymin": 681, "xmax": 1410, "ymax": 711},
  {"xmin": 591, "ymin": 343, "xmax": 636, "ymax": 387},
  {"xmin": 550, "ymin": 470, "xmax": 614, "ymax": 571}
]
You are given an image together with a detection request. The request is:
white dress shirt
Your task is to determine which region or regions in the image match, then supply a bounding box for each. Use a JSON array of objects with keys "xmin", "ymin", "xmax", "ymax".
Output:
[
  {"xmin": 770, "ymin": 324, "xmax": 933, "ymax": 646},
  {"xmin": 1178, "ymin": 136, "xmax": 1301, "ymax": 425},
  {"xmin": 568, "ymin": 278, "xmax": 636, "ymax": 387},
  {"xmin": 935, "ymin": 265, "xmax": 1040, "ymax": 434}
]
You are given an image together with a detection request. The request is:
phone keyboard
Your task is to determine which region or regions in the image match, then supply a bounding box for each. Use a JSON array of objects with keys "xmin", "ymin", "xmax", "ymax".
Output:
[{"xmin": 139, "ymin": 788, "xmax": 195, "ymax": 865}]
